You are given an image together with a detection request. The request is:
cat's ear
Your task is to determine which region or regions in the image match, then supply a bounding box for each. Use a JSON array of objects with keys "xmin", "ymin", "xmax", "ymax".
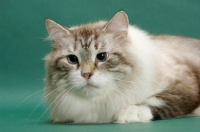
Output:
[
  {"xmin": 45, "ymin": 19, "xmax": 71, "ymax": 41},
  {"xmin": 103, "ymin": 11, "xmax": 129, "ymax": 38}
]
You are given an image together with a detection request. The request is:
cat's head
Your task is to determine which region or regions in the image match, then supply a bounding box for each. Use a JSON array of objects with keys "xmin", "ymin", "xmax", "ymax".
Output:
[{"xmin": 45, "ymin": 11, "xmax": 138, "ymax": 98}]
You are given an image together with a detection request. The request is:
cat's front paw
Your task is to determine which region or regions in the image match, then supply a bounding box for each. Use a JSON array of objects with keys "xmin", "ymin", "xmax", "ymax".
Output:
[{"xmin": 115, "ymin": 105, "xmax": 153, "ymax": 123}]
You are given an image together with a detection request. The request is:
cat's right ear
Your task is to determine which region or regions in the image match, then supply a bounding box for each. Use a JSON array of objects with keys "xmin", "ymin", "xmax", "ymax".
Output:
[
  {"xmin": 102, "ymin": 11, "xmax": 129, "ymax": 38},
  {"xmin": 45, "ymin": 19, "xmax": 71, "ymax": 41}
]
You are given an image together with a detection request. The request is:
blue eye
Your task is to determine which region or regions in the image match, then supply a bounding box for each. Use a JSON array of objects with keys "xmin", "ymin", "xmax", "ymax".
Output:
[
  {"xmin": 67, "ymin": 55, "xmax": 78, "ymax": 64},
  {"xmin": 96, "ymin": 52, "xmax": 108, "ymax": 62}
]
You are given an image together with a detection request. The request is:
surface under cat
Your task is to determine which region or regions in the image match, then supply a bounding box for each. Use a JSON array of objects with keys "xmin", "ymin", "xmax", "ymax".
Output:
[{"xmin": 44, "ymin": 11, "xmax": 200, "ymax": 123}]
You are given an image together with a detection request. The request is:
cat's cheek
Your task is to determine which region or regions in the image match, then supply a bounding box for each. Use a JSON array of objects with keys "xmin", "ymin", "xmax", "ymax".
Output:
[
  {"xmin": 68, "ymin": 72, "xmax": 87, "ymax": 88},
  {"xmin": 89, "ymin": 72, "xmax": 112, "ymax": 88},
  {"xmin": 74, "ymin": 78, "xmax": 87, "ymax": 89}
]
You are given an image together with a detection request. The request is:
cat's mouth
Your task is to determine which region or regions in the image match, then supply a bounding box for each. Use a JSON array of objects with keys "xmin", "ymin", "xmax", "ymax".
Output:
[
  {"xmin": 78, "ymin": 83, "xmax": 100, "ymax": 97},
  {"xmin": 85, "ymin": 84, "xmax": 96, "ymax": 89}
]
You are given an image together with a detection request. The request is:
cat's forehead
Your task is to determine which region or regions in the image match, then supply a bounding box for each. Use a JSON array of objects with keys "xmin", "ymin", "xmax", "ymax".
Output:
[
  {"xmin": 73, "ymin": 28, "xmax": 99, "ymax": 48},
  {"xmin": 69, "ymin": 22, "xmax": 108, "ymax": 51}
]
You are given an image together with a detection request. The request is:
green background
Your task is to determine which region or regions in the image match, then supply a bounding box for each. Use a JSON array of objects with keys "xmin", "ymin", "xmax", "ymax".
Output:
[{"xmin": 1, "ymin": 0, "xmax": 200, "ymax": 132}]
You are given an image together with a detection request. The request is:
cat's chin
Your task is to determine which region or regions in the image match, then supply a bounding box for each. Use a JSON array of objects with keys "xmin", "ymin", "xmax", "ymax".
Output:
[{"xmin": 75, "ymin": 84, "xmax": 102, "ymax": 98}]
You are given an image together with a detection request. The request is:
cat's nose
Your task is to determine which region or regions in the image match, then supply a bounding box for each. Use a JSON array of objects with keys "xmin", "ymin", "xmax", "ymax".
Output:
[{"xmin": 81, "ymin": 72, "xmax": 92, "ymax": 80}]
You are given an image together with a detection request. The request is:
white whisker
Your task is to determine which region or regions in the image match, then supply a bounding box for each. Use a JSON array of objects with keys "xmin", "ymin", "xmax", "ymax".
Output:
[
  {"xmin": 52, "ymin": 86, "xmax": 76, "ymax": 112},
  {"xmin": 35, "ymin": 90, "xmax": 66, "ymax": 125},
  {"xmin": 26, "ymin": 82, "xmax": 66, "ymax": 123},
  {"xmin": 13, "ymin": 89, "xmax": 44, "ymax": 111},
  {"xmin": 104, "ymin": 81, "xmax": 131, "ymax": 104},
  {"xmin": 113, "ymin": 78, "xmax": 136, "ymax": 84},
  {"xmin": 26, "ymin": 88, "xmax": 61, "ymax": 123},
  {"xmin": 117, "ymin": 83, "xmax": 137, "ymax": 92}
]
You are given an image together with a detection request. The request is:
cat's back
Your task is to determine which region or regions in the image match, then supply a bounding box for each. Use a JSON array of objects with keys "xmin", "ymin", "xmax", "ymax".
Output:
[
  {"xmin": 151, "ymin": 35, "xmax": 200, "ymax": 90},
  {"xmin": 152, "ymin": 35, "xmax": 200, "ymax": 52},
  {"xmin": 151, "ymin": 35, "xmax": 200, "ymax": 62},
  {"xmin": 151, "ymin": 35, "xmax": 200, "ymax": 91}
]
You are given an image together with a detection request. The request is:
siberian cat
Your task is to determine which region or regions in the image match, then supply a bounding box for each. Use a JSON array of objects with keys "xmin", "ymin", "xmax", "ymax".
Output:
[{"xmin": 44, "ymin": 11, "xmax": 200, "ymax": 123}]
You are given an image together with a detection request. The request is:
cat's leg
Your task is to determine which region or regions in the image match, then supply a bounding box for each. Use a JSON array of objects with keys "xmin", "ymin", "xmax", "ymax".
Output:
[
  {"xmin": 114, "ymin": 89, "xmax": 200, "ymax": 123},
  {"xmin": 114, "ymin": 105, "xmax": 153, "ymax": 123},
  {"xmin": 146, "ymin": 90, "xmax": 200, "ymax": 120},
  {"xmin": 114, "ymin": 96, "xmax": 168, "ymax": 123}
]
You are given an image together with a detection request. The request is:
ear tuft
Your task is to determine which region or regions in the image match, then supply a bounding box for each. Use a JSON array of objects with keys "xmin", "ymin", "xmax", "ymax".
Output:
[
  {"xmin": 45, "ymin": 19, "xmax": 70, "ymax": 40},
  {"xmin": 103, "ymin": 11, "xmax": 129, "ymax": 38}
]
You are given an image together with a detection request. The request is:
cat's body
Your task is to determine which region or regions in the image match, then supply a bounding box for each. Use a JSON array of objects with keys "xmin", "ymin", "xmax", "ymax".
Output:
[{"xmin": 44, "ymin": 11, "xmax": 200, "ymax": 123}]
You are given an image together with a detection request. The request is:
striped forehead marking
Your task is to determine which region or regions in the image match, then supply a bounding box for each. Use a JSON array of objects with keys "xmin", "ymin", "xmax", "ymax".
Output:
[{"xmin": 73, "ymin": 29, "xmax": 100, "ymax": 50}]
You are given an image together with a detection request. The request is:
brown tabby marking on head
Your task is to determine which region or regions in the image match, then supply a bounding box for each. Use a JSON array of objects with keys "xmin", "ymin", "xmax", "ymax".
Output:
[
  {"xmin": 70, "ymin": 22, "xmax": 105, "ymax": 50},
  {"xmin": 74, "ymin": 30, "xmax": 98, "ymax": 50}
]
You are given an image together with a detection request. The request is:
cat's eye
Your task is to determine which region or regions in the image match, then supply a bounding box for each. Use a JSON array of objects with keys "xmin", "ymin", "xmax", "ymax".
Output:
[
  {"xmin": 67, "ymin": 55, "xmax": 78, "ymax": 64},
  {"xmin": 96, "ymin": 52, "xmax": 108, "ymax": 62}
]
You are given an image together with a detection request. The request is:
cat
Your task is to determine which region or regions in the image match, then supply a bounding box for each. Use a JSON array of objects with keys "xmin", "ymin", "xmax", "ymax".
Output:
[{"xmin": 44, "ymin": 11, "xmax": 200, "ymax": 123}]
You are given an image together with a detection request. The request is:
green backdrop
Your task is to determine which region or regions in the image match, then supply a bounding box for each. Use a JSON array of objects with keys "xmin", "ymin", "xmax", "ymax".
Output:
[{"xmin": 0, "ymin": 0, "xmax": 200, "ymax": 132}]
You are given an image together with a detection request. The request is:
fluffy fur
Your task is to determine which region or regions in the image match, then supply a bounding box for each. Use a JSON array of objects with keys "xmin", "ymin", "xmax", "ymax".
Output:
[{"xmin": 44, "ymin": 11, "xmax": 200, "ymax": 123}]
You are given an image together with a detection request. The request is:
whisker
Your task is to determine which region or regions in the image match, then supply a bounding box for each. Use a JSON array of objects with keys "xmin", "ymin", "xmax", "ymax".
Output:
[
  {"xmin": 117, "ymin": 82, "xmax": 138, "ymax": 91},
  {"xmin": 13, "ymin": 89, "xmax": 44, "ymax": 111},
  {"xmin": 115, "ymin": 88, "xmax": 131, "ymax": 104},
  {"xmin": 51, "ymin": 86, "xmax": 75, "ymax": 112},
  {"xmin": 35, "ymin": 90, "xmax": 66, "ymax": 125},
  {"xmin": 50, "ymin": 84, "xmax": 82, "ymax": 118},
  {"xmin": 26, "ymin": 82, "xmax": 66, "ymax": 123},
  {"xmin": 26, "ymin": 88, "xmax": 61, "ymax": 123},
  {"xmin": 106, "ymin": 80, "xmax": 144, "ymax": 104},
  {"xmin": 113, "ymin": 78, "xmax": 136, "ymax": 84},
  {"xmin": 112, "ymin": 78, "xmax": 143, "ymax": 93},
  {"xmin": 104, "ymin": 81, "xmax": 131, "ymax": 104}
]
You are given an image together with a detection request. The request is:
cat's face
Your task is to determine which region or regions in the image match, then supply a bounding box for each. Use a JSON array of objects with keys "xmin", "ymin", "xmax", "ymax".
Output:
[{"xmin": 45, "ymin": 12, "xmax": 135, "ymax": 97}]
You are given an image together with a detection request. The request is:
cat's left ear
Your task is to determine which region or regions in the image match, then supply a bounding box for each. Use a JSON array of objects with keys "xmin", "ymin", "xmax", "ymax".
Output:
[
  {"xmin": 103, "ymin": 11, "xmax": 129, "ymax": 38},
  {"xmin": 45, "ymin": 19, "xmax": 71, "ymax": 41}
]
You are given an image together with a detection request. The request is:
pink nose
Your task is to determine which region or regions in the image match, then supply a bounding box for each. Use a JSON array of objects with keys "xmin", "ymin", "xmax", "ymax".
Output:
[{"xmin": 82, "ymin": 73, "xmax": 92, "ymax": 80}]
